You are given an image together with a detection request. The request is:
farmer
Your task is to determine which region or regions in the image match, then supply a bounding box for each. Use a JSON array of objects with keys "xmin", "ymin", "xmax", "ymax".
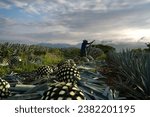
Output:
[{"xmin": 80, "ymin": 40, "xmax": 95, "ymax": 57}]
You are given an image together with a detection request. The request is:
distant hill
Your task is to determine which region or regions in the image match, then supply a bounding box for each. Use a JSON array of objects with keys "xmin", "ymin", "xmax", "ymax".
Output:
[
  {"xmin": 37, "ymin": 42, "xmax": 147, "ymax": 51},
  {"xmin": 0, "ymin": 40, "xmax": 147, "ymax": 51}
]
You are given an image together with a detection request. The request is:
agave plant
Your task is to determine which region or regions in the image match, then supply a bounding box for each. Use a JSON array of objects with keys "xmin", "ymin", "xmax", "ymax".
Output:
[
  {"xmin": 0, "ymin": 78, "xmax": 10, "ymax": 99},
  {"xmin": 36, "ymin": 65, "xmax": 54, "ymax": 78},
  {"xmin": 107, "ymin": 50, "xmax": 150, "ymax": 99},
  {"xmin": 41, "ymin": 82, "xmax": 86, "ymax": 100},
  {"xmin": 8, "ymin": 55, "xmax": 22, "ymax": 69}
]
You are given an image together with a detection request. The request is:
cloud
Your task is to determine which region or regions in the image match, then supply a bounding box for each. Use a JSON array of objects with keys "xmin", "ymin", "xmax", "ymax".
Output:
[
  {"xmin": 0, "ymin": 0, "xmax": 150, "ymax": 44},
  {"xmin": 12, "ymin": 0, "xmax": 28, "ymax": 8},
  {"xmin": 1, "ymin": 0, "xmax": 150, "ymax": 13},
  {"xmin": 24, "ymin": 5, "xmax": 40, "ymax": 14},
  {"xmin": 0, "ymin": 16, "xmax": 16, "ymax": 28},
  {"xmin": 0, "ymin": 1, "xmax": 11, "ymax": 9}
]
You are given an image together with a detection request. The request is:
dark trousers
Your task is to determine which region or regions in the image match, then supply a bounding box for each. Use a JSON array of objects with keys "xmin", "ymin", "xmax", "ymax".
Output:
[{"xmin": 80, "ymin": 48, "xmax": 87, "ymax": 57}]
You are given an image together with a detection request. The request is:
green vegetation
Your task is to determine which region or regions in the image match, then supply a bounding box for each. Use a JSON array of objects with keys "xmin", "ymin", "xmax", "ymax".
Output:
[
  {"xmin": 89, "ymin": 44, "xmax": 115, "ymax": 60},
  {"xmin": 96, "ymin": 53, "xmax": 107, "ymax": 60},
  {"xmin": 42, "ymin": 53, "xmax": 63, "ymax": 65},
  {"xmin": 0, "ymin": 66, "xmax": 9, "ymax": 76},
  {"xmin": 61, "ymin": 47, "xmax": 80, "ymax": 59},
  {"xmin": 0, "ymin": 43, "xmax": 64, "ymax": 76},
  {"xmin": 1, "ymin": 42, "xmax": 150, "ymax": 100},
  {"xmin": 92, "ymin": 44, "xmax": 115, "ymax": 53}
]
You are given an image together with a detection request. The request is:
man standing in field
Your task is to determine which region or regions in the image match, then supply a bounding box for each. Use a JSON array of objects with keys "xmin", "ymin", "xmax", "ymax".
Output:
[{"xmin": 80, "ymin": 40, "xmax": 95, "ymax": 57}]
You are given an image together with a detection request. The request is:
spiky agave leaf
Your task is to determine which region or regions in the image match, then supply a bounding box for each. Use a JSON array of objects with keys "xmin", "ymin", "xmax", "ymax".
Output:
[
  {"xmin": 108, "ymin": 50, "xmax": 150, "ymax": 99},
  {"xmin": 77, "ymin": 69, "xmax": 109, "ymax": 100}
]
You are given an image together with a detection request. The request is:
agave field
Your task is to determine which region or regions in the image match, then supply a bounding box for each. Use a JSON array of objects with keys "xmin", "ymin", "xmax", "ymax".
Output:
[{"xmin": 0, "ymin": 42, "xmax": 150, "ymax": 100}]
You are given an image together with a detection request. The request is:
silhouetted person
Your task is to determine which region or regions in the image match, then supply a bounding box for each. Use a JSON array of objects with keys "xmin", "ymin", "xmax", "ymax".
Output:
[{"xmin": 80, "ymin": 40, "xmax": 95, "ymax": 57}]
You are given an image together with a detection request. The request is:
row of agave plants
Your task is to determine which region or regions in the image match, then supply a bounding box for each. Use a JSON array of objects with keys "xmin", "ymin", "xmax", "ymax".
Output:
[
  {"xmin": 107, "ymin": 50, "xmax": 150, "ymax": 99},
  {"xmin": 0, "ymin": 42, "xmax": 64, "ymax": 74},
  {"xmin": 0, "ymin": 42, "xmax": 55, "ymax": 58}
]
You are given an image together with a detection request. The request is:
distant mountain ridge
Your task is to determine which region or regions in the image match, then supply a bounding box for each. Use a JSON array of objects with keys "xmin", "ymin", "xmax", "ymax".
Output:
[
  {"xmin": 37, "ymin": 42, "xmax": 147, "ymax": 51},
  {"xmin": 0, "ymin": 40, "xmax": 147, "ymax": 51}
]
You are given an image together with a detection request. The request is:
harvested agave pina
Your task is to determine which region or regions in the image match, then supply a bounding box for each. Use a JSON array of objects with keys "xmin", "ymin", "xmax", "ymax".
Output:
[
  {"xmin": 56, "ymin": 64, "xmax": 81, "ymax": 83},
  {"xmin": 0, "ymin": 78, "xmax": 10, "ymax": 99},
  {"xmin": 41, "ymin": 82, "xmax": 86, "ymax": 100},
  {"xmin": 36, "ymin": 65, "xmax": 53, "ymax": 77},
  {"xmin": 57, "ymin": 59, "xmax": 76, "ymax": 69}
]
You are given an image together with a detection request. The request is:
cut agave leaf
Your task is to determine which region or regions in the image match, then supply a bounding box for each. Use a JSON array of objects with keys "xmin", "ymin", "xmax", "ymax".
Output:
[{"xmin": 7, "ymin": 93, "xmax": 42, "ymax": 100}]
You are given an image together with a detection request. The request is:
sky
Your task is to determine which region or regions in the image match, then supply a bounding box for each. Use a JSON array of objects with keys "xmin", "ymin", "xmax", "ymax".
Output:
[{"xmin": 0, "ymin": 0, "xmax": 150, "ymax": 45}]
